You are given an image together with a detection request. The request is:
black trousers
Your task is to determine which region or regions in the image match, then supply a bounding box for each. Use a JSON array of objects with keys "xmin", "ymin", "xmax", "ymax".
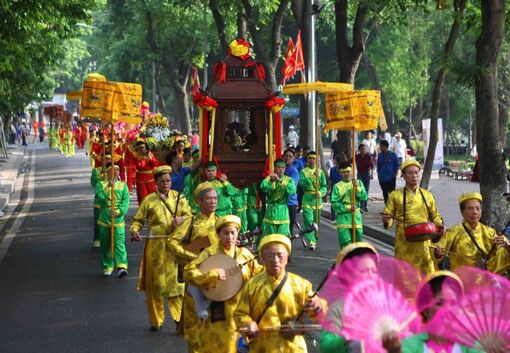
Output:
[
  {"xmin": 288, "ymin": 205, "xmax": 297, "ymax": 234},
  {"xmin": 379, "ymin": 177, "xmax": 396, "ymax": 204}
]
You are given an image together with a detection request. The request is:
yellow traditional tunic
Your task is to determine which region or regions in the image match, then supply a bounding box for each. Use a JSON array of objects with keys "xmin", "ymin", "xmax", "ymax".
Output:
[
  {"xmin": 168, "ymin": 212, "xmax": 219, "ymax": 352},
  {"xmin": 435, "ymin": 221, "xmax": 505, "ymax": 273},
  {"xmin": 130, "ymin": 191, "xmax": 192, "ymax": 327},
  {"xmin": 384, "ymin": 187, "xmax": 443, "ymax": 274},
  {"xmin": 183, "ymin": 244, "xmax": 263, "ymax": 353},
  {"xmin": 234, "ymin": 271, "xmax": 323, "ymax": 353}
]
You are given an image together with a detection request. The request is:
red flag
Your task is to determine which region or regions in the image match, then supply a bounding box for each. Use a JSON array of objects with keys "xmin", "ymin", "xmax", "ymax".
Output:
[
  {"xmin": 190, "ymin": 67, "xmax": 200, "ymax": 94},
  {"xmin": 281, "ymin": 37, "xmax": 296, "ymax": 84},
  {"xmin": 294, "ymin": 30, "xmax": 305, "ymax": 72}
]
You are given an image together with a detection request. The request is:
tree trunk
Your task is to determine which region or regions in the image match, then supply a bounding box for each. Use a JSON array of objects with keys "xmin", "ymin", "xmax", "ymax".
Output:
[
  {"xmin": 169, "ymin": 80, "xmax": 191, "ymax": 134},
  {"xmin": 475, "ymin": 0, "xmax": 506, "ymax": 229},
  {"xmin": 209, "ymin": 0, "xmax": 229, "ymax": 54},
  {"xmin": 420, "ymin": 0, "xmax": 467, "ymax": 189},
  {"xmin": 334, "ymin": 0, "xmax": 368, "ymax": 156},
  {"xmin": 237, "ymin": 10, "xmax": 247, "ymax": 39},
  {"xmin": 499, "ymin": 105, "xmax": 508, "ymax": 147},
  {"xmin": 240, "ymin": 0, "xmax": 288, "ymax": 90},
  {"xmin": 143, "ymin": 4, "xmax": 192, "ymax": 135}
]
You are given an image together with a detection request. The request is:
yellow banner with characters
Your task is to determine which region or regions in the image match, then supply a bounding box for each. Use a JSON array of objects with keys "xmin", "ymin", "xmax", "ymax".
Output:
[
  {"xmin": 80, "ymin": 80, "xmax": 142, "ymax": 124},
  {"xmin": 325, "ymin": 90, "xmax": 387, "ymax": 131}
]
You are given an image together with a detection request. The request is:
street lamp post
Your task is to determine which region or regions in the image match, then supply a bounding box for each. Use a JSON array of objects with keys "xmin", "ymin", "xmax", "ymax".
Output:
[{"xmin": 307, "ymin": 0, "xmax": 317, "ymax": 149}]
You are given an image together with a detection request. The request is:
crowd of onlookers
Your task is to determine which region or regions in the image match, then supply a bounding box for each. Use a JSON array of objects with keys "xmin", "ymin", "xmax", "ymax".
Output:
[{"xmin": 285, "ymin": 127, "xmax": 411, "ymax": 215}]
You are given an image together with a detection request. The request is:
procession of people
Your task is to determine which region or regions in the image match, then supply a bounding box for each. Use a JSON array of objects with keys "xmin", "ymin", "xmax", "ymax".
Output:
[{"xmin": 67, "ymin": 113, "xmax": 510, "ymax": 353}]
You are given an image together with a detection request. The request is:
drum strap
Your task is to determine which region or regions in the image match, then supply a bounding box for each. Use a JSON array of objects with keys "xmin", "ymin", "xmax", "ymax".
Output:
[
  {"xmin": 403, "ymin": 188, "xmax": 432, "ymax": 228},
  {"xmin": 184, "ymin": 215, "xmax": 199, "ymax": 245},
  {"xmin": 461, "ymin": 223, "xmax": 494, "ymax": 262},
  {"xmin": 156, "ymin": 191, "xmax": 182, "ymax": 218},
  {"xmin": 256, "ymin": 272, "xmax": 288, "ymax": 325}
]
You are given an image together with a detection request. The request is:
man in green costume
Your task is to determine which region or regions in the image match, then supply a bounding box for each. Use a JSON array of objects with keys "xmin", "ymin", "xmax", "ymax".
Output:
[
  {"xmin": 95, "ymin": 164, "xmax": 130, "ymax": 277},
  {"xmin": 299, "ymin": 151, "xmax": 327, "ymax": 250},
  {"xmin": 331, "ymin": 162, "xmax": 368, "ymax": 249},
  {"xmin": 246, "ymin": 183, "xmax": 260, "ymax": 232},
  {"xmin": 183, "ymin": 150, "xmax": 201, "ymax": 214},
  {"xmin": 259, "ymin": 159, "xmax": 297, "ymax": 242},
  {"xmin": 232, "ymin": 186, "xmax": 248, "ymax": 233},
  {"xmin": 196, "ymin": 161, "xmax": 236, "ymax": 217},
  {"xmin": 90, "ymin": 154, "xmax": 113, "ymax": 248}
]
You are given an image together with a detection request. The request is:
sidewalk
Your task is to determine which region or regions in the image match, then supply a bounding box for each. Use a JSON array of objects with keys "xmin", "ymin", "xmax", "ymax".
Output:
[
  {"xmin": 322, "ymin": 170, "xmax": 480, "ymax": 246},
  {"xmin": 0, "ymin": 144, "xmax": 25, "ymax": 215}
]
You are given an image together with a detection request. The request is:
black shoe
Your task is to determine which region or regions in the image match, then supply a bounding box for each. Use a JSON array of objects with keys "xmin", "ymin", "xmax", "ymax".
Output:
[
  {"xmin": 363, "ymin": 207, "xmax": 369, "ymax": 212},
  {"xmin": 150, "ymin": 325, "xmax": 161, "ymax": 332}
]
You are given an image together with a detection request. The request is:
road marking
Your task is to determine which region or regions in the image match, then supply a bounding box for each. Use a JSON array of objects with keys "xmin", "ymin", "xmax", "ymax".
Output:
[{"xmin": 0, "ymin": 152, "xmax": 35, "ymax": 264}]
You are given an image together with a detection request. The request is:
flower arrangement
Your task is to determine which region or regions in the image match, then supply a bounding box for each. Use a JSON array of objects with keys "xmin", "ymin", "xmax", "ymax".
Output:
[{"xmin": 139, "ymin": 113, "xmax": 183, "ymax": 151}]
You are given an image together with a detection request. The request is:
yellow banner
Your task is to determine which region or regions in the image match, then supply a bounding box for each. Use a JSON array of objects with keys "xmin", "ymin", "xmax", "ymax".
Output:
[
  {"xmin": 80, "ymin": 80, "xmax": 142, "ymax": 124},
  {"xmin": 325, "ymin": 90, "xmax": 387, "ymax": 131},
  {"xmin": 66, "ymin": 90, "xmax": 82, "ymax": 101}
]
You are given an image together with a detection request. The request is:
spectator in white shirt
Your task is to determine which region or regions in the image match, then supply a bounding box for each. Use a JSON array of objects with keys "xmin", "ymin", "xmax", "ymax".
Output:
[
  {"xmin": 362, "ymin": 132, "xmax": 378, "ymax": 159},
  {"xmin": 286, "ymin": 125, "xmax": 299, "ymax": 148},
  {"xmin": 390, "ymin": 132, "xmax": 407, "ymax": 164}
]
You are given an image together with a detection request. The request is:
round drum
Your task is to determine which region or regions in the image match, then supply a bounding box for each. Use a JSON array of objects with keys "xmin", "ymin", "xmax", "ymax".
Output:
[
  {"xmin": 198, "ymin": 254, "xmax": 243, "ymax": 301},
  {"xmin": 404, "ymin": 222, "xmax": 438, "ymax": 242}
]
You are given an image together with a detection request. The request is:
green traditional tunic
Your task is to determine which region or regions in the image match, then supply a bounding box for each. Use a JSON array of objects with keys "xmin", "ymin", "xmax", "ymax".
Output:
[
  {"xmin": 299, "ymin": 167, "xmax": 327, "ymax": 247},
  {"xmin": 95, "ymin": 180, "xmax": 130, "ymax": 272},
  {"xmin": 259, "ymin": 175, "xmax": 296, "ymax": 239},
  {"xmin": 184, "ymin": 169, "xmax": 201, "ymax": 214},
  {"xmin": 91, "ymin": 166, "xmax": 105, "ymax": 246},
  {"xmin": 246, "ymin": 183, "xmax": 260, "ymax": 231},
  {"xmin": 232, "ymin": 186, "xmax": 248, "ymax": 233},
  {"xmin": 199, "ymin": 179, "xmax": 236, "ymax": 216},
  {"xmin": 401, "ymin": 333, "xmax": 483, "ymax": 353},
  {"xmin": 331, "ymin": 180, "xmax": 367, "ymax": 249}
]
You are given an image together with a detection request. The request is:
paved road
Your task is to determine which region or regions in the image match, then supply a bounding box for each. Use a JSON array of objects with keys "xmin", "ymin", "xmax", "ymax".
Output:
[{"xmin": 0, "ymin": 145, "xmax": 394, "ymax": 353}]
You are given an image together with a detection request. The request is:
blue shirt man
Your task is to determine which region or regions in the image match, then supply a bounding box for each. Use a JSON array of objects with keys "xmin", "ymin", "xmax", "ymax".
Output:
[
  {"xmin": 376, "ymin": 140, "xmax": 400, "ymax": 203},
  {"xmin": 283, "ymin": 149, "xmax": 300, "ymax": 234},
  {"xmin": 171, "ymin": 166, "xmax": 190, "ymax": 192}
]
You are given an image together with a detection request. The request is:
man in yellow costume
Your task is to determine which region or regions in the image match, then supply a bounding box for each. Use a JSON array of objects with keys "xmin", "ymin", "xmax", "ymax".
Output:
[
  {"xmin": 234, "ymin": 234, "xmax": 326, "ymax": 353},
  {"xmin": 130, "ymin": 165, "xmax": 192, "ymax": 332},
  {"xmin": 382, "ymin": 160, "xmax": 444, "ymax": 274},
  {"xmin": 183, "ymin": 215, "xmax": 262, "ymax": 353},
  {"xmin": 434, "ymin": 192, "xmax": 508, "ymax": 274},
  {"xmin": 168, "ymin": 183, "xmax": 219, "ymax": 352},
  {"xmin": 197, "ymin": 161, "xmax": 236, "ymax": 217}
]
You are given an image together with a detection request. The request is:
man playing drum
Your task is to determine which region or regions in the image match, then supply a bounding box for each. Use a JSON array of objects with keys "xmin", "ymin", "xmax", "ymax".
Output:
[
  {"xmin": 130, "ymin": 165, "xmax": 192, "ymax": 332},
  {"xmin": 168, "ymin": 183, "xmax": 219, "ymax": 352},
  {"xmin": 234, "ymin": 234, "xmax": 325, "ymax": 353},
  {"xmin": 382, "ymin": 160, "xmax": 444, "ymax": 274},
  {"xmin": 183, "ymin": 215, "xmax": 262, "ymax": 353},
  {"xmin": 434, "ymin": 192, "xmax": 508, "ymax": 274}
]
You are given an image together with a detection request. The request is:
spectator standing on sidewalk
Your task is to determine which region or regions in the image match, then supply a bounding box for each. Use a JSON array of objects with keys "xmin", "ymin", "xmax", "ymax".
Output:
[
  {"xmin": 355, "ymin": 143, "xmax": 374, "ymax": 212},
  {"xmin": 20, "ymin": 122, "xmax": 29, "ymax": 146},
  {"xmin": 283, "ymin": 149, "xmax": 300, "ymax": 235},
  {"xmin": 362, "ymin": 132, "xmax": 378, "ymax": 160},
  {"xmin": 377, "ymin": 140, "xmax": 400, "ymax": 204},
  {"xmin": 286, "ymin": 125, "xmax": 299, "ymax": 148},
  {"xmin": 391, "ymin": 132, "xmax": 407, "ymax": 164}
]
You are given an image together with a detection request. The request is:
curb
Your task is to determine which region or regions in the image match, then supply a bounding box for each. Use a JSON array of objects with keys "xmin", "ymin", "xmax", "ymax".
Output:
[{"xmin": 0, "ymin": 146, "xmax": 24, "ymax": 212}]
